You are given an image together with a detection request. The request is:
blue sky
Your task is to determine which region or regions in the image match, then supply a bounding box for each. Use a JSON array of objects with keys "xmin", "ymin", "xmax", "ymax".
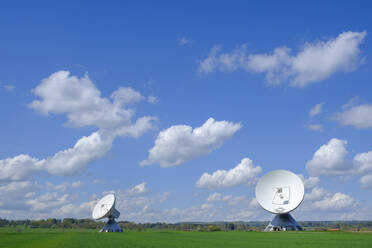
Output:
[{"xmin": 1, "ymin": 1, "xmax": 372, "ymax": 222}]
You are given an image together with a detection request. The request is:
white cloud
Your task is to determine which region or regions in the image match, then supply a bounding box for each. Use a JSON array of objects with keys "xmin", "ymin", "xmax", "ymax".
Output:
[
  {"xmin": 27, "ymin": 192, "xmax": 70, "ymax": 212},
  {"xmin": 140, "ymin": 118, "xmax": 241, "ymax": 167},
  {"xmin": 249, "ymin": 198, "xmax": 260, "ymax": 208},
  {"xmin": 0, "ymin": 182, "xmax": 170, "ymax": 220},
  {"xmin": 342, "ymin": 96, "xmax": 359, "ymax": 110},
  {"xmin": 199, "ymin": 31, "xmax": 366, "ymax": 87},
  {"xmin": 306, "ymin": 187, "xmax": 328, "ymax": 201},
  {"xmin": 309, "ymin": 103, "xmax": 325, "ymax": 117},
  {"xmin": 128, "ymin": 182, "xmax": 149, "ymax": 195},
  {"xmin": 247, "ymin": 47, "xmax": 292, "ymax": 84},
  {"xmin": 71, "ymin": 181, "xmax": 83, "ymax": 188},
  {"xmin": 29, "ymin": 71, "xmax": 146, "ymax": 130},
  {"xmin": 0, "ymin": 131, "xmax": 115, "ymax": 179},
  {"xmin": 354, "ymin": 151, "xmax": 372, "ymax": 173},
  {"xmin": 0, "ymin": 155, "xmax": 44, "ymax": 182},
  {"xmin": 142, "ymin": 192, "xmax": 263, "ymax": 223},
  {"xmin": 0, "ymin": 131, "xmax": 117, "ymax": 179},
  {"xmin": 116, "ymin": 116, "xmax": 157, "ymax": 138},
  {"xmin": 44, "ymin": 131, "xmax": 114, "ymax": 176},
  {"xmin": 111, "ymin": 87, "xmax": 144, "ymax": 106},
  {"xmin": 354, "ymin": 151, "xmax": 372, "ymax": 188},
  {"xmin": 300, "ymin": 186, "xmax": 357, "ymax": 216},
  {"xmin": 333, "ymin": 104, "xmax": 372, "ymax": 128},
  {"xmin": 196, "ymin": 158, "xmax": 262, "ymax": 189},
  {"xmin": 360, "ymin": 174, "xmax": 372, "ymax": 189},
  {"xmin": 305, "ymin": 124, "xmax": 323, "ymax": 132},
  {"xmin": 148, "ymin": 96, "xmax": 158, "ymax": 104},
  {"xmin": 207, "ymin": 193, "xmax": 222, "ymax": 202},
  {"xmin": 46, "ymin": 181, "xmax": 83, "ymax": 191},
  {"xmin": 306, "ymin": 138, "xmax": 353, "ymax": 176},
  {"xmin": 0, "ymin": 181, "xmax": 41, "ymax": 210},
  {"xmin": 0, "ymin": 71, "xmax": 156, "ymax": 182},
  {"xmin": 46, "ymin": 182, "xmax": 68, "ymax": 192},
  {"xmin": 178, "ymin": 37, "xmax": 191, "ymax": 46},
  {"xmin": 306, "ymin": 139, "xmax": 372, "ymax": 189},
  {"xmin": 227, "ymin": 196, "xmax": 248, "ymax": 207},
  {"xmin": 51, "ymin": 198, "xmax": 97, "ymax": 218},
  {"xmin": 298, "ymin": 174, "xmax": 319, "ymax": 189},
  {"xmin": 313, "ymin": 192, "xmax": 356, "ymax": 211}
]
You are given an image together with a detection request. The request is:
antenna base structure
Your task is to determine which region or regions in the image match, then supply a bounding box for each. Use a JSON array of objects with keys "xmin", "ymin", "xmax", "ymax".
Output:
[
  {"xmin": 100, "ymin": 217, "xmax": 123, "ymax": 232},
  {"xmin": 265, "ymin": 213, "xmax": 303, "ymax": 231}
]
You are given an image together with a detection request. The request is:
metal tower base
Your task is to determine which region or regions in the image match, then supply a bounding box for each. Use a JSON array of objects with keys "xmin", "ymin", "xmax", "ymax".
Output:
[
  {"xmin": 264, "ymin": 213, "xmax": 303, "ymax": 231},
  {"xmin": 100, "ymin": 218, "xmax": 123, "ymax": 232}
]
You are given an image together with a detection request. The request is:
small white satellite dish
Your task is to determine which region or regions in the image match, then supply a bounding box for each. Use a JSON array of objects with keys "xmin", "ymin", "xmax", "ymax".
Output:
[
  {"xmin": 256, "ymin": 170, "xmax": 304, "ymax": 231},
  {"xmin": 92, "ymin": 194, "xmax": 122, "ymax": 232}
]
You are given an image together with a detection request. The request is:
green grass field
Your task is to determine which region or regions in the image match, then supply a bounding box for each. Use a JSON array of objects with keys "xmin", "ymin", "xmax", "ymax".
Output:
[{"xmin": 1, "ymin": 228, "xmax": 372, "ymax": 248}]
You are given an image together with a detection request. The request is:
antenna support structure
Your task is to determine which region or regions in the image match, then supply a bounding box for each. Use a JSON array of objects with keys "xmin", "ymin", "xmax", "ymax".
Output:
[{"xmin": 265, "ymin": 213, "xmax": 303, "ymax": 231}]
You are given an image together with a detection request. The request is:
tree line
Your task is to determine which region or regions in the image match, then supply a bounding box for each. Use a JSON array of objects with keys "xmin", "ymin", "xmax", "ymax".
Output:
[{"xmin": 1, "ymin": 218, "xmax": 372, "ymax": 231}]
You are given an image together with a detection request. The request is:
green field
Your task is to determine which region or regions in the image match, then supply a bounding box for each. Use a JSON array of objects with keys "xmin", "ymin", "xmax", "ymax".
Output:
[{"xmin": 1, "ymin": 228, "xmax": 372, "ymax": 248}]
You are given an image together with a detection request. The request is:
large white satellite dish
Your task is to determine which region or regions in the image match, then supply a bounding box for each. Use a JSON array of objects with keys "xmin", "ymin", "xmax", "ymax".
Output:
[
  {"xmin": 92, "ymin": 194, "xmax": 122, "ymax": 232},
  {"xmin": 255, "ymin": 170, "xmax": 304, "ymax": 231}
]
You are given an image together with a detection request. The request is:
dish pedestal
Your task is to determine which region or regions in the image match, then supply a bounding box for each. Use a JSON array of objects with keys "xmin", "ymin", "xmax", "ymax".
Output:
[
  {"xmin": 100, "ymin": 218, "xmax": 123, "ymax": 232},
  {"xmin": 264, "ymin": 213, "xmax": 303, "ymax": 231}
]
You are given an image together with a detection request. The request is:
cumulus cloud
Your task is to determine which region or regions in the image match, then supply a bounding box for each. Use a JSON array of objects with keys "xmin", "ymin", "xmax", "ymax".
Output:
[
  {"xmin": 305, "ymin": 138, "xmax": 372, "ymax": 189},
  {"xmin": 44, "ymin": 131, "xmax": 114, "ymax": 176},
  {"xmin": 27, "ymin": 192, "xmax": 70, "ymax": 212},
  {"xmin": 199, "ymin": 31, "xmax": 366, "ymax": 87},
  {"xmin": 354, "ymin": 151, "xmax": 372, "ymax": 174},
  {"xmin": 313, "ymin": 192, "xmax": 356, "ymax": 211},
  {"xmin": 298, "ymin": 174, "xmax": 320, "ymax": 189},
  {"xmin": 128, "ymin": 182, "xmax": 149, "ymax": 195},
  {"xmin": 309, "ymin": 103, "xmax": 325, "ymax": 117},
  {"xmin": 0, "ymin": 131, "xmax": 115, "ymax": 178},
  {"xmin": 306, "ymin": 138, "xmax": 353, "ymax": 176},
  {"xmin": 0, "ymin": 71, "xmax": 156, "ymax": 183},
  {"xmin": 354, "ymin": 151, "xmax": 372, "ymax": 188},
  {"xmin": 116, "ymin": 116, "xmax": 157, "ymax": 138},
  {"xmin": 196, "ymin": 158, "xmax": 262, "ymax": 189},
  {"xmin": 306, "ymin": 187, "xmax": 328, "ymax": 201},
  {"xmin": 300, "ymin": 185, "xmax": 357, "ymax": 214},
  {"xmin": 51, "ymin": 198, "xmax": 97, "ymax": 219},
  {"xmin": 0, "ymin": 181, "xmax": 170, "ymax": 220},
  {"xmin": 165, "ymin": 193, "xmax": 262, "ymax": 222},
  {"xmin": 333, "ymin": 104, "xmax": 372, "ymax": 128},
  {"xmin": 0, "ymin": 155, "xmax": 44, "ymax": 182},
  {"xmin": 360, "ymin": 174, "xmax": 372, "ymax": 189},
  {"xmin": 29, "ymin": 71, "xmax": 147, "ymax": 130},
  {"xmin": 140, "ymin": 118, "xmax": 241, "ymax": 167},
  {"xmin": 0, "ymin": 181, "xmax": 41, "ymax": 210}
]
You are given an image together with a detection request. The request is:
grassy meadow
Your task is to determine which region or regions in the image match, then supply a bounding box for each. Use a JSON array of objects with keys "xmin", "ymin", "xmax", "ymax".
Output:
[{"xmin": 1, "ymin": 228, "xmax": 372, "ymax": 248}]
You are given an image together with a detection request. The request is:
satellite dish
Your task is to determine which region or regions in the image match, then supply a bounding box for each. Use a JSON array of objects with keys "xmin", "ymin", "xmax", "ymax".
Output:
[
  {"xmin": 255, "ymin": 170, "xmax": 304, "ymax": 231},
  {"xmin": 92, "ymin": 194, "xmax": 123, "ymax": 232}
]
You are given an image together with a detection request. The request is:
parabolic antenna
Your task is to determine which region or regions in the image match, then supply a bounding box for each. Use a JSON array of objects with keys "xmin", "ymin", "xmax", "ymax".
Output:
[
  {"xmin": 255, "ymin": 170, "xmax": 304, "ymax": 231},
  {"xmin": 92, "ymin": 194, "xmax": 122, "ymax": 232}
]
